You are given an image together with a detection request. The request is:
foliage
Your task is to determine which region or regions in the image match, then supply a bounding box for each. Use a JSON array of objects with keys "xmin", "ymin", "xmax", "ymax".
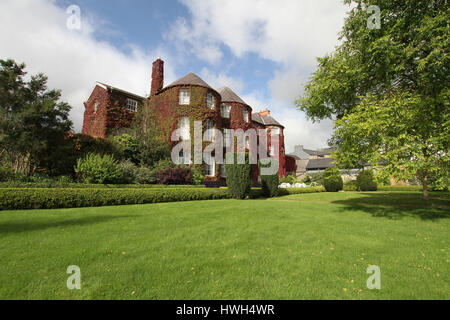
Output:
[
  {"xmin": 225, "ymin": 153, "xmax": 252, "ymax": 199},
  {"xmin": 323, "ymin": 167, "xmax": 343, "ymax": 192},
  {"xmin": 110, "ymin": 134, "xmax": 141, "ymax": 165},
  {"xmin": 296, "ymin": 1, "xmax": 449, "ymax": 200},
  {"xmin": 191, "ymin": 166, "xmax": 205, "ymax": 185},
  {"xmin": 135, "ymin": 166, "xmax": 157, "ymax": 185},
  {"xmin": 157, "ymin": 166, "xmax": 192, "ymax": 185},
  {"xmin": 259, "ymin": 159, "xmax": 279, "ymax": 197},
  {"xmin": 0, "ymin": 59, "xmax": 73, "ymax": 176},
  {"xmin": 0, "ymin": 165, "xmax": 13, "ymax": 182},
  {"xmin": 0, "ymin": 187, "xmax": 231, "ymax": 210},
  {"xmin": 356, "ymin": 169, "xmax": 378, "ymax": 191},
  {"xmin": 343, "ymin": 180, "xmax": 358, "ymax": 191},
  {"xmin": 74, "ymin": 153, "xmax": 122, "ymax": 184},
  {"xmin": 301, "ymin": 172, "xmax": 324, "ymax": 186},
  {"xmin": 277, "ymin": 186, "xmax": 326, "ymax": 196},
  {"xmin": 118, "ymin": 160, "xmax": 138, "ymax": 184},
  {"xmin": 279, "ymin": 174, "xmax": 296, "ymax": 185},
  {"xmin": 133, "ymin": 100, "xmax": 173, "ymax": 167}
]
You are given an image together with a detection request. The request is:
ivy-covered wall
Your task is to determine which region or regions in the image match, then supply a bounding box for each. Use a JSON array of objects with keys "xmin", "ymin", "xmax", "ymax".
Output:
[{"xmin": 82, "ymin": 85, "xmax": 143, "ymax": 138}]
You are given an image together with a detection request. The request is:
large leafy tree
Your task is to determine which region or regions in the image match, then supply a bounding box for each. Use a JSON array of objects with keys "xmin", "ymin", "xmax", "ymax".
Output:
[
  {"xmin": 0, "ymin": 59, "xmax": 72, "ymax": 175},
  {"xmin": 296, "ymin": 0, "xmax": 449, "ymax": 199}
]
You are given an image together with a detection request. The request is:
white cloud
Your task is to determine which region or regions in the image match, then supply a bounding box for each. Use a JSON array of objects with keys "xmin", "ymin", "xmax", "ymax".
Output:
[
  {"xmin": 199, "ymin": 68, "xmax": 244, "ymax": 93},
  {"xmin": 0, "ymin": 0, "xmax": 177, "ymax": 132}
]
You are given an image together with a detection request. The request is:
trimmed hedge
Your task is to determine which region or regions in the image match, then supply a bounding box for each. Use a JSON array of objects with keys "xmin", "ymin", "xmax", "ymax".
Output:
[
  {"xmin": 0, "ymin": 182, "xmax": 206, "ymax": 189},
  {"xmin": 0, "ymin": 188, "xmax": 230, "ymax": 210},
  {"xmin": 377, "ymin": 185, "xmax": 423, "ymax": 192},
  {"xmin": 259, "ymin": 159, "xmax": 279, "ymax": 197},
  {"xmin": 323, "ymin": 167, "xmax": 343, "ymax": 192},
  {"xmin": 278, "ymin": 186, "xmax": 326, "ymax": 196},
  {"xmin": 225, "ymin": 153, "xmax": 252, "ymax": 199}
]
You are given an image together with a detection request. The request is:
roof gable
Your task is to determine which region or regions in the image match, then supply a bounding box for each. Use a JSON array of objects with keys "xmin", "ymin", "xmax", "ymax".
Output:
[{"xmin": 165, "ymin": 72, "xmax": 214, "ymax": 90}]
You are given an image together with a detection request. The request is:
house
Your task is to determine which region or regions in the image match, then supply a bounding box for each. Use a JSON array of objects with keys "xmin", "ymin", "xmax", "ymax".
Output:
[
  {"xmin": 82, "ymin": 58, "xmax": 296, "ymax": 179},
  {"xmin": 288, "ymin": 145, "xmax": 363, "ymax": 181}
]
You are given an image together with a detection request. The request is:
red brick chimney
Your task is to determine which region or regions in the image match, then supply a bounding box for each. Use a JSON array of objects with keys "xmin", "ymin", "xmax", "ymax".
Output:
[{"xmin": 151, "ymin": 58, "xmax": 164, "ymax": 96}]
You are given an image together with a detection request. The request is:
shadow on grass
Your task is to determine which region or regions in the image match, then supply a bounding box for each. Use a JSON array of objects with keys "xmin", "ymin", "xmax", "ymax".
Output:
[
  {"xmin": 0, "ymin": 214, "xmax": 141, "ymax": 235},
  {"xmin": 332, "ymin": 192, "xmax": 450, "ymax": 221}
]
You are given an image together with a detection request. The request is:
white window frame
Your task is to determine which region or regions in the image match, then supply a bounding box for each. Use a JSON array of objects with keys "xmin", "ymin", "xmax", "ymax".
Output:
[
  {"xmin": 243, "ymin": 109, "xmax": 249, "ymax": 123},
  {"xmin": 206, "ymin": 92, "xmax": 215, "ymax": 109},
  {"xmin": 94, "ymin": 101, "xmax": 99, "ymax": 113},
  {"xmin": 126, "ymin": 98, "xmax": 138, "ymax": 112},
  {"xmin": 223, "ymin": 129, "xmax": 231, "ymax": 148},
  {"xmin": 205, "ymin": 119, "xmax": 215, "ymax": 142},
  {"xmin": 179, "ymin": 89, "xmax": 190, "ymax": 105},
  {"xmin": 221, "ymin": 104, "xmax": 231, "ymax": 118},
  {"xmin": 178, "ymin": 117, "xmax": 190, "ymax": 140}
]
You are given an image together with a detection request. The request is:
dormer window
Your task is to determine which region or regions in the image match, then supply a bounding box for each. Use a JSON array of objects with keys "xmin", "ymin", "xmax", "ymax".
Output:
[
  {"xmin": 126, "ymin": 99, "xmax": 138, "ymax": 112},
  {"xmin": 206, "ymin": 92, "xmax": 215, "ymax": 109},
  {"xmin": 221, "ymin": 104, "xmax": 231, "ymax": 118},
  {"xmin": 243, "ymin": 109, "xmax": 249, "ymax": 123},
  {"xmin": 179, "ymin": 89, "xmax": 190, "ymax": 105}
]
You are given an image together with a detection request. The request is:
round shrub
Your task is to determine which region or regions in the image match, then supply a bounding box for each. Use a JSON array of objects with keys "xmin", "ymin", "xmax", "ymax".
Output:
[
  {"xmin": 259, "ymin": 159, "xmax": 279, "ymax": 197},
  {"xmin": 356, "ymin": 170, "xmax": 378, "ymax": 191},
  {"xmin": 225, "ymin": 152, "xmax": 252, "ymax": 199},
  {"xmin": 323, "ymin": 167, "xmax": 343, "ymax": 192},
  {"xmin": 75, "ymin": 153, "xmax": 122, "ymax": 184}
]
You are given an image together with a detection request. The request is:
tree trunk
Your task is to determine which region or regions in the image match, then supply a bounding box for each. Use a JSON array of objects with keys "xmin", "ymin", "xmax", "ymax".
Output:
[{"xmin": 422, "ymin": 173, "xmax": 429, "ymax": 201}]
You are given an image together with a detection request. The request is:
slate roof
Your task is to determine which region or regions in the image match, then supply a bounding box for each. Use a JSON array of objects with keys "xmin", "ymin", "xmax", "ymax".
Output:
[
  {"xmin": 218, "ymin": 86, "xmax": 248, "ymax": 105},
  {"xmin": 97, "ymin": 82, "xmax": 146, "ymax": 100},
  {"xmin": 304, "ymin": 148, "xmax": 334, "ymax": 157},
  {"xmin": 306, "ymin": 158, "xmax": 336, "ymax": 170},
  {"xmin": 165, "ymin": 72, "xmax": 214, "ymax": 90},
  {"xmin": 252, "ymin": 113, "xmax": 284, "ymax": 128}
]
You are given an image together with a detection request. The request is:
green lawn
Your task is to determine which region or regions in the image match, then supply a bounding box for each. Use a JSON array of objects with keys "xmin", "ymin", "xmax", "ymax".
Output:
[{"xmin": 0, "ymin": 191, "xmax": 448, "ymax": 300}]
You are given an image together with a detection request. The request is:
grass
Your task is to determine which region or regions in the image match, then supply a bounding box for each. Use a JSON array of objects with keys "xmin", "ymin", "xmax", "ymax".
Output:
[{"xmin": 0, "ymin": 190, "xmax": 448, "ymax": 300}]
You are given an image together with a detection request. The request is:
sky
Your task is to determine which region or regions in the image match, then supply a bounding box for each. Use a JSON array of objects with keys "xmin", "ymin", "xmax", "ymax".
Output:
[{"xmin": 0, "ymin": 0, "xmax": 351, "ymax": 152}]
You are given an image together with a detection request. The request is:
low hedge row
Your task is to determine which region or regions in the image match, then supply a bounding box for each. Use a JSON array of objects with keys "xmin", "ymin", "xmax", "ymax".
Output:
[
  {"xmin": 377, "ymin": 185, "xmax": 423, "ymax": 192},
  {"xmin": 0, "ymin": 188, "xmax": 230, "ymax": 210},
  {"xmin": 278, "ymin": 186, "xmax": 326, "ymax": 196},
  {"xmin": 0, "ymin": 182, "xmax": 206, "ymax": 189},
  {"xmin": 0, "ymin": 185, "xmax": 327, "ymax": 211}
]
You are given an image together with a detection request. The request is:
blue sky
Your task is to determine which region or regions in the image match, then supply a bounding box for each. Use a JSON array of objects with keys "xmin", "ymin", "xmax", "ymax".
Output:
[{"xmin": 0, "ymin": 0, "xmax": 350, "ymax": 151}]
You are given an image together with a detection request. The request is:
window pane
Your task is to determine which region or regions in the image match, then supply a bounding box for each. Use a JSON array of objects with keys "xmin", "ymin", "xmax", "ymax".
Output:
[
  {"xmin": 179, "ymin": 89, "xmax": 190, "ymax": 105},
  {"xmin": 207, "ymin": 93, "xmax": 215, "ymax": 109}
]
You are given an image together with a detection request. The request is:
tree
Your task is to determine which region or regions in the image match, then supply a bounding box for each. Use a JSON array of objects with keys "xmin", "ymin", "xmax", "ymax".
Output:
[
  {"xmin": 132, "ymin": 100, "xmax": 171, "ymax": 167},
  {"xmin": 0, "ymin": 59, "xmax": 72, "ymax": 175},
  {"xmin": 296, "ymin": 1, "xmax": 449, "ymax": 199}
]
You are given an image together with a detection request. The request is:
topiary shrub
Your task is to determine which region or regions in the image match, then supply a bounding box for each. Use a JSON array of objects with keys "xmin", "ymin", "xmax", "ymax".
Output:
[
  {"xmin": 356, "ymin": 170, "xmax": 378, "ymax": 191},
  {"xmin": 323, "ymin": 167, "xmax": 343, "ymax": 192},
  {"xmin": 259, "ymin": 159, "xmax": 279, "ymax": 197},
  {"xmin": 225, "ymin": 152, "xmax": 252, "ymax": 199},
  {"xmin": 157, "ymin": 166, "xmax": 192, "ymax": 185},
  {"xmin": 74, "ymin": 153, "xmax": 122, "ymax": 184}
]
